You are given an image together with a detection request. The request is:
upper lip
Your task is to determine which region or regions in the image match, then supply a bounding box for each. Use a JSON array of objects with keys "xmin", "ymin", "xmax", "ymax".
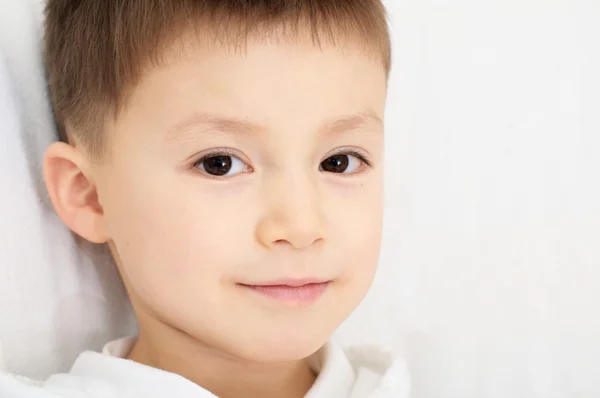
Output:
[{"xmin": 240, "ymin": 278, "xmax": 330, "ymax": 287}]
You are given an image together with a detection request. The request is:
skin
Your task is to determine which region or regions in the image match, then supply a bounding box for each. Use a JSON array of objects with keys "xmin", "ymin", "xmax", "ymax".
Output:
[{"xmin": 44, "ymin": 33, "xmax": 388, "ymax": 398}]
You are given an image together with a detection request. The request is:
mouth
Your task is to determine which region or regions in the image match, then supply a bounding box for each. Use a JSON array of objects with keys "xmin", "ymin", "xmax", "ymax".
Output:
[{"xmin": 237, "ymin": 279, "xmax": 331, "ymax": 304}]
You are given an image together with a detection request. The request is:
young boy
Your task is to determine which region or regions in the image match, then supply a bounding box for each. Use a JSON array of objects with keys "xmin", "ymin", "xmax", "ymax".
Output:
[{"xmin": 2, "ymin": 0, "xmax": 409, "ymax": 397}]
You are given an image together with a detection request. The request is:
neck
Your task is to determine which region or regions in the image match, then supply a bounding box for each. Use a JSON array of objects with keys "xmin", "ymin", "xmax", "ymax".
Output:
[{"xmin": 127, "ymin": 319, "xmax": 317, "ymax": 398}]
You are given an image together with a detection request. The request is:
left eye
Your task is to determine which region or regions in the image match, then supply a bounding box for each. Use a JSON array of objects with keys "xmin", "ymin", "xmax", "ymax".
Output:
[{"xmin": 319, "ymin": 153, "xmax": 363, "ymax": 174}]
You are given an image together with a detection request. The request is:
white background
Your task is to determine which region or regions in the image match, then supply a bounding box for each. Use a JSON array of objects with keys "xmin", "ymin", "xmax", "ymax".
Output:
[
  {"xmin": 1, "ymin": 0, "xmax": 599, "ymax": 397},
  {"xmin": 337, "ymin": 1, "xmax": 600, "ymax": 397}
]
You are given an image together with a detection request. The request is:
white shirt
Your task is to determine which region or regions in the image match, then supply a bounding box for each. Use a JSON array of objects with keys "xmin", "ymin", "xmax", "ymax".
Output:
[{"xmin": 0, "ymin": 338, "xmax": 410, "ymax": 397}]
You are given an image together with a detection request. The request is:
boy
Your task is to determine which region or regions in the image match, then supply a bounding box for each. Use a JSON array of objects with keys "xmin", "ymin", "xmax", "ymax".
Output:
[{"xmin": 2, "ymin": 0, "xmax": 409, "ymax": 397}]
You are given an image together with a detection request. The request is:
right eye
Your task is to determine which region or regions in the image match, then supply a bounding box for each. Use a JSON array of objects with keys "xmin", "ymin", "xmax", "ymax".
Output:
[{"xmin": 194, "ymin": 153, "xmax": 249, "ymax": 177}]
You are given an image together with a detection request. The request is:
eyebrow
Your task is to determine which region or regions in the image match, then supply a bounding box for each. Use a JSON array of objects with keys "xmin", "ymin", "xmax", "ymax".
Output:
[
  {"xmin": 166, "ymin": 112, "xmax": 266, "ymax": 141},
  {"xmin": 166, "ymin": 108, "xmax": 383, "ymax": 141},
  {"xmin": 326, "ymin": 109, "xmax": 383, "ymax": 135}
]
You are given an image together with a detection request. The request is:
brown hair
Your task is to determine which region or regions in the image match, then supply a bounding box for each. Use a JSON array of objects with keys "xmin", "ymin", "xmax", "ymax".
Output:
[{"xmin": 44, "ymin": 0, "xmax": 391, "ymax": 157}]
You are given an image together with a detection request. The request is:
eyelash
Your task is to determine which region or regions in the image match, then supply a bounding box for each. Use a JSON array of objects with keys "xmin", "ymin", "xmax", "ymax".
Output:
[
  {"xmin": 335, "ymin": 149, "xmax": 373, "ymax": 168},
  {"xmin": 193, "ymin": 148, "xmax": 241, "ymax": 162},
  {"xmin": 191, "ymin": 148, "xmax": 373, "ymax": 175}
]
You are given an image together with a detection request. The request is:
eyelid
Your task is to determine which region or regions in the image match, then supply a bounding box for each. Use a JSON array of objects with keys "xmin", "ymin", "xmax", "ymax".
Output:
[
  {"xmin": 191, "ymin": 148, "xmax": 250, "ymax": 166},
  {"xmin": 327, "ymin": 148, "xmax": 373, "ymax": 168}
]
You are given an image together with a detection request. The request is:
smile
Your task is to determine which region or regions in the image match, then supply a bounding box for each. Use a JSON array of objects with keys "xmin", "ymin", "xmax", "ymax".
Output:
[{"xmin": 237, "ymin": 280, "xmax": 331, "ymax": 304}]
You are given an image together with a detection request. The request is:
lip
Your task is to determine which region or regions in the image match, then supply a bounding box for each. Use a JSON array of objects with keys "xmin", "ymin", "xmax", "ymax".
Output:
[
  {"xmin": 238, "ymin": 279, "xmax": 331, "ymax": 303},
  {"xmin": 244, "ymin": 278, "xmax": 330, "ymax": 287}
]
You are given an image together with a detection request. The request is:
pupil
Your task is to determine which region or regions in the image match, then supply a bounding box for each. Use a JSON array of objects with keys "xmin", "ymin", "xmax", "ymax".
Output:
[
  {"xmin": 204, "ymin": 156, "xmax": 232, "ymax": 176},
  {"xmin": 322, "ymin": 155, "xmax": 349, "ymax": 173}
]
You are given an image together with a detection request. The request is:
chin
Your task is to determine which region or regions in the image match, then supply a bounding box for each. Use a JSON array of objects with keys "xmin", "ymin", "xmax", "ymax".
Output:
[{"xmin": 232, "ymin": 329, "xmax": 330, "ymax": 363}]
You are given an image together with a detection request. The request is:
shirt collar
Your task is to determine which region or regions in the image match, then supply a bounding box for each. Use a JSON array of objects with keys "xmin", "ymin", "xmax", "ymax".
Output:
[
  {"xmin": 305, "ymin": 339, "xmax": 356, "ymax": 397},
  {"xmin": 67, "ymin": 337, "xmax": 356, "ymax": 397}
]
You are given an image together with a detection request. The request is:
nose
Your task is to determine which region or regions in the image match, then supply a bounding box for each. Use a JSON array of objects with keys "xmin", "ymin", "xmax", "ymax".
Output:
[{"xmin": 255, "ymin": 173, "xmax": 325, "ymax": 250}]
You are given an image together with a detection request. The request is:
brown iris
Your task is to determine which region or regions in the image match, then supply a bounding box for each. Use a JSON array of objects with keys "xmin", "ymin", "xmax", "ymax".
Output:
[
  {"xmin": 320, "ymin": 154, "xmax": 350, "ymax": 173},
  {"xmin": 202, "ymin": 155, "xmax": 233, "ymax": 176}
]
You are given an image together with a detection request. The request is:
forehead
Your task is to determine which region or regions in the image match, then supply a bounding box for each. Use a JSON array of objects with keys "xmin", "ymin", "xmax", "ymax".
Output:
[{"xmin": 116, "ymin": 37, "xmax": 387, "ymax": 144}]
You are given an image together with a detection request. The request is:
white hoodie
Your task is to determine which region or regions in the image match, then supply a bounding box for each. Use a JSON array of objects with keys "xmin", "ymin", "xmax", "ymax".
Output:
[{"xmin": 0, "ymin": 338, "xmax": 409, "ymax": 398}]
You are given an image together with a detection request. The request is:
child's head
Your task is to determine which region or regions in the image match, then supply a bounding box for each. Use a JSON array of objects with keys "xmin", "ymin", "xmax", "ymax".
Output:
[{"xmin": 43, "ymin": 0, "xmax": 391, "ymax": 364}]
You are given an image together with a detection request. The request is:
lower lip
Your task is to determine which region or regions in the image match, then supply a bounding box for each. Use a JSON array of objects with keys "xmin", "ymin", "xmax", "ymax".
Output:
[{"xmin": 239, "ymin": 282, "xmax": 330, "ymax": 303}]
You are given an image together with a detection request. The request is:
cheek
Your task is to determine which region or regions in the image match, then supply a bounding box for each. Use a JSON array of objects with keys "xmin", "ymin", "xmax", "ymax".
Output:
[
  {"xmin": 345, "ymin": 212, "xmax": 383, "ymax": 282},
  {"xmin": 100, "ymin": 171, "xmax": 248, "ymax": 300},
  {"xmin": 329, "ymin": 178, "xmax": 384, "ymax": 281}
]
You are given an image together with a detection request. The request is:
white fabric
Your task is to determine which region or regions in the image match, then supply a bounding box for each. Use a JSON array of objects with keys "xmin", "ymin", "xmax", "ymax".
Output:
[
  {"xmin": 0, "ymin": 338, "xmax": 409, "ymax": 398},
  {"xmin": 2, "ymin": 0, "xmax": 600, "ymax": 397}
]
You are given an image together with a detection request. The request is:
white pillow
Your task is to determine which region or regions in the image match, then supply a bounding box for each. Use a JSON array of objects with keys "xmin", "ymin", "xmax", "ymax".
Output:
[{"xmin": 0, "ymin": 0, "xmax": 136, "ymax": 380}]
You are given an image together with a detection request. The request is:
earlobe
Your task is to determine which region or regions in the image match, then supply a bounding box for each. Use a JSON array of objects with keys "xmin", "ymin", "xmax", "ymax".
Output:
[{"xmin": 43, "ymin": 142, "xmax": 109, "ymax": 244}]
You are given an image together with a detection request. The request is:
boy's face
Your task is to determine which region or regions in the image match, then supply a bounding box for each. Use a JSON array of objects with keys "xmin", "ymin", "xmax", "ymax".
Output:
[{"xmin": 93, "ymin": 37, "xmax": 387, "ymax": 362}]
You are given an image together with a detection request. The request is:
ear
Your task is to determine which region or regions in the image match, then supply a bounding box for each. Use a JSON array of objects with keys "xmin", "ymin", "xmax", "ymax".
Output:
[{"xmin": 43, "ymin": 142, "xmax": 109, "ymax": 244}]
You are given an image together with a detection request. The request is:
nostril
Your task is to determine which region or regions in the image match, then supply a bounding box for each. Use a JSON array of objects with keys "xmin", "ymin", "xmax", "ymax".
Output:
[
  {"xmin": 312, "ymin": 237, "xmax": 324, "ymax": 246},
  {"xmin": 272, "ymin": 237, "xmax": 323, "ymax": 249},
  {"xmin": 273, "ymin": 239, "xmax": 291, "ymax": 246}
]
